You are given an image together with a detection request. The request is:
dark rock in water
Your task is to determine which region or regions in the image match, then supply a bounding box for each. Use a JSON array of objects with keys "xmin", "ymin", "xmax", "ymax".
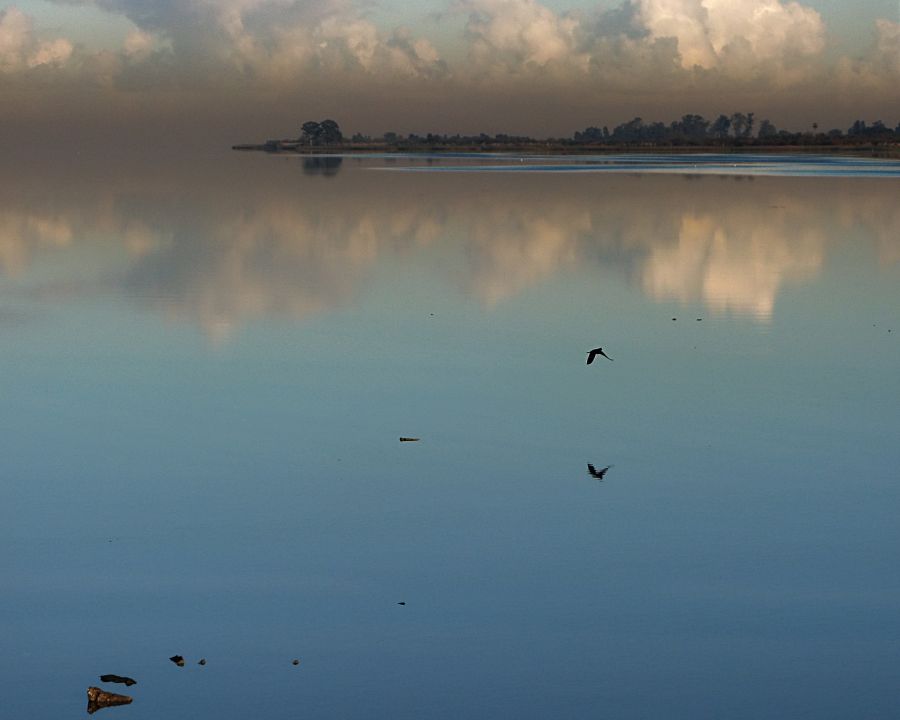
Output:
[
  {"xmin": 99, "ymin": 674, "xmax": 136, "ymax": 687},
  {"xmin": 292, "ymin": 659, "xmax": 300, "ymax": 666},
  {"xmin": 198, "ymin": 658, "xmax": 207, "ymax": 666},
  {"xmin": 169, "ymin": 655, "xmax": 185, "ymax": 667},
  {"xmin": 397, "ymin": 601, "xmax": 406, "ymax": 605},
  {"xmin": 87, "ymin": 686, "xmax": 132, "ymax": 714}
]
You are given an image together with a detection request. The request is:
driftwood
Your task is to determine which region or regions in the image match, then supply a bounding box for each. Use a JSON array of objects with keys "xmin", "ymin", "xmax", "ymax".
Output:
[
  {"xmin": 99, "ymin": 674, "xmax": 136, "ymax": 686},
  {"xmin": 86, "ymin": 686, "xmax": 132, "ymax": 714}
]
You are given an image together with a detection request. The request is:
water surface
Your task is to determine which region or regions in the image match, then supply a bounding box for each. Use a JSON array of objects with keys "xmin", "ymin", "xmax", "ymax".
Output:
[{"xmin": 1, "ymin": 153, "xmax": 899, "ymax": 719}]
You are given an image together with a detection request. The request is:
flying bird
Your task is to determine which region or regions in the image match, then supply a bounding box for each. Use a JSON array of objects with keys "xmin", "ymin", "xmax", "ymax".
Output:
[
  {"xmin": 586, "ymin": 347, "xmax": 613, "ymax": 364},
  {"xmin": 587, "ymin": 463, "xmax": 612, "ymax": 480}
]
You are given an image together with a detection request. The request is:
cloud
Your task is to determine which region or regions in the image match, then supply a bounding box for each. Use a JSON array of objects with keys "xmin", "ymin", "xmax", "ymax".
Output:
[
  {"xmin": 0, "ymin": 0, "xmax": 896, "ymax": 139},
  {"xmin": 122, "ymin": 28, "xmax": 157, "ymax": 59},
  {"xmin": 459, "ymin": 0, "xmax": 585, "ymax": 72},
  {"xmin": 635, "ymin": 0, "xmax": 826, "ymax": 79},
  {"xmin": 873, "ymin": 19, "xmax": 900, "ymax": 77},
  {"xmin": 833, "ymin": 18, "xmax": 900, "ymax": 98},
  {"xmin": 77, "ymin": 0, "xmax": 447, "ymax": 85},
  {"xmin": 0, "ymin": 7, "xmax": 73, "ymax": 72}
]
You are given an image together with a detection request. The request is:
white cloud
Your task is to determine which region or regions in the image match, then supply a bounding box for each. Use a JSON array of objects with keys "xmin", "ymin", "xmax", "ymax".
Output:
[
  {"xmin": 123, "ymin": 28, "xmax": 157, "ymax": 59},
  {"xmin": 636, "ymin": 0, "xmax": 825, "ymax": 77},
  {"xmin": 88, "ymin": 0, "xmax": 446, "ymax": 83},
  {"xmin": 1, "ymin": 0, "xmax": 896, "ymax": 132},
  {"xmin": 0, "ymin": 7, "xmax": 73, "ymax": 72},
  {"xmin": 874, "ymin": 19, "xmax": 900, "ymax": 76},
  {"xmin": 459, "ymin": 0, "xmax": 585, "ymax": 71}
]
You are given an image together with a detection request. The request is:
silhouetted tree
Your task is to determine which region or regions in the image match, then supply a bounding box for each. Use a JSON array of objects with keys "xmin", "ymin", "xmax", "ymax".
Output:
[
  {"xmin": 757, "ymin": 119, "xmax": 778, "ymax": 138},
  {"xmin": 300, "ymin": 121, "xmax": 321, "ymax": 146},
  {"xmin": 299, "ymin": 119, "xmax": 342, "ymax": 146},
  {"xmin": 730, "ymin": 112, "xmax": 755, "ymax": 139},
  {"xmin": 318, "ymin": 119, "xmax": 343, "ymax": 145},
  {"xmin": 671, "ymin": 114, "xmax": 710, "ymax": 142},
  {"xmin": 710, "ymin": 114, "xmax": 731, "ymax": 139}
]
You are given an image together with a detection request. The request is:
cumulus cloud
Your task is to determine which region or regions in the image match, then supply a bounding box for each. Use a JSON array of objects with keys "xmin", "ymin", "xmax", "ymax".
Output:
[
  {"xmin": 0, "ymin": 0, "xmax": 896, "ymax": 138},
  {"xmin": 459, "ymin": 0, "xmax": 585, "ymax": 72},
  {"xmin": 78, "ymin": 0, "xmax": 447, "ymax": 85},
  {"xmin": 0, "ymin": 7, "xmax": 73, "ymax": 71},
  {"xmin": 452, "ymin": 0, "xmax": 832, "ymax": 89},
  {"xmin": 833, "ymin": 17, "xmax": 900, "ymax": 98},
  {"xmin": 636, "ymin": 0, "xmax": 826, "ymax": 78},
  {"xmin": 122, "ymin": 28, "xmax": 158, "ymax": 59},
  {"xmin": 873, "ymin": 19, "xmax": 900, "ymax": 77}
]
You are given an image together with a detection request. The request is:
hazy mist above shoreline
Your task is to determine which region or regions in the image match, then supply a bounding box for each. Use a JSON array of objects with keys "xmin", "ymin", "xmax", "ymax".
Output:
[{"xmin": 1, "ymin": 0, "xmax": 898, "ymax": 151}]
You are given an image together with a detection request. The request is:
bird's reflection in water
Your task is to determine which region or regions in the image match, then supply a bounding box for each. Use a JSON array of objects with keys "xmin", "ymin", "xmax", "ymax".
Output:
[{"xmin": 302, "ymin": 156, "xmax": 343, "ymax": 177}]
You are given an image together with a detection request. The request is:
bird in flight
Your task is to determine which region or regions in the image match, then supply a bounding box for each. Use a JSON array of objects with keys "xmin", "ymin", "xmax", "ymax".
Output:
[
  {"xmin": 586, "ymin": 347, "xmax": 613, "ymax": 364},
  {"xmin": 587, "ymin": 464, "xmax": 612, "ymax": 480}
]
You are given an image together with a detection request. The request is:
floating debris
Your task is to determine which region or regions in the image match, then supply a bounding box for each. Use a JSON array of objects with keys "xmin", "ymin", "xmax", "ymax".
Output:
[
  {"xmin": 397, "ymin": 601, "xmax": 406, "ymax": 605},
  {"xmin": 292, "ymin": 659, "xmax": 300, "ymax": 666},
  {"xmin": 87, "ymin": 687, "xmax": 132, "ymax": 714},
  {"xmin": 169, "ymin": 655, "xmax": 185, "ymax": 667},
  {"xmin": 99, "ymin": 674, "xmax": 136, "ymax": 687},
  {"xmin": 198, "ymin": 658, "xmax": 207, "ymax": 666},
  {"xmin": 399, "ymin": 437, "xmax": 420, "ymax": 442}
]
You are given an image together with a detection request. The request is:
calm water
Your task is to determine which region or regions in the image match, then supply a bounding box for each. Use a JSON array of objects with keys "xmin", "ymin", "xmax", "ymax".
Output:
[{"xmin": 1, "ymin": 153, "xmax": 899, "ymax": 719}]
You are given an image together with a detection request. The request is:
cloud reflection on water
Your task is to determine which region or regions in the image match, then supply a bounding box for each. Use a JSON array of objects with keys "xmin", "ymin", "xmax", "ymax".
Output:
[{"xmin": 0, "ymin": 157, "xmax": 897, "ymax": 338}]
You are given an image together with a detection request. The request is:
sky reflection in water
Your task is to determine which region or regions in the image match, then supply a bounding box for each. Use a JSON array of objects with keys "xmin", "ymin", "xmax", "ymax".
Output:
[{"xmin": 1, "ymin": 154, "xmax": 898, "ymax": 719}]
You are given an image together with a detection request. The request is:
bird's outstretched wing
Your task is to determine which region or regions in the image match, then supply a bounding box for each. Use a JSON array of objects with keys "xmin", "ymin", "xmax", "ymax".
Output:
[
  {"xmin": 587, "ymin": 463, "xmax": 612, "ymax": 480},
  {"xmin": 587, "ymin": 347, "xmax": 613, "ymax": 364}
]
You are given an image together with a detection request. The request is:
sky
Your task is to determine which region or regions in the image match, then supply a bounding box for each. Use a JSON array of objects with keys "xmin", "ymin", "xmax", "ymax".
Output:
[{"xmin": 0, "ymin": 0, "xmax": 898, "ymax": 149}]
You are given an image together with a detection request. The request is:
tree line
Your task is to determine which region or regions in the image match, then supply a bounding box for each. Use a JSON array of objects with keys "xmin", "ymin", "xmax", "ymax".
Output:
[
  {"xmin": 263, "ymin": 116, "xmax": 899, "ymax": 151},
  {"xmin": 571, "ymin": 114, "xmax": 900, "ymax": 147}
]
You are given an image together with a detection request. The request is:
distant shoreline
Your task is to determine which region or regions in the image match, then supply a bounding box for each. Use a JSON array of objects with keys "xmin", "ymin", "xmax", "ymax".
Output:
[{"xmin": 232, "ymin": 142, "xmax": 900, "ymax": 158}]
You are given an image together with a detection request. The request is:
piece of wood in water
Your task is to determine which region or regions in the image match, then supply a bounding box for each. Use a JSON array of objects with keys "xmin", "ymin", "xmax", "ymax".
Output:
[
  {"xmin": 87, "ymin": 686, "xmax": 132, "ymax": 714},
  {"xmin": 99, "ymin": 674, "xmax": 136, "ymax": 686},
  {"xmin": 399, "ymin": 437, "xmax": 420, "ymax": 442}
]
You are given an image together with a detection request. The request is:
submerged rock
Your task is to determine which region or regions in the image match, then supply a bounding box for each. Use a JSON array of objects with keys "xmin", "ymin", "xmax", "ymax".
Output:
[
  {"xmin": 87, "ymin": 686, "xmax": 132, "ymax": 714},
  {"xmin": 169, "ymin": 655, "xmax": 185, "ymax": 667}
]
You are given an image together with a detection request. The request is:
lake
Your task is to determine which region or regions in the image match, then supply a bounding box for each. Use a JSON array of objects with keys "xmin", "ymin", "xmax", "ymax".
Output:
[{"xmin": 1, "ymin": 152, "xmax": 899, "ymax": 719}]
